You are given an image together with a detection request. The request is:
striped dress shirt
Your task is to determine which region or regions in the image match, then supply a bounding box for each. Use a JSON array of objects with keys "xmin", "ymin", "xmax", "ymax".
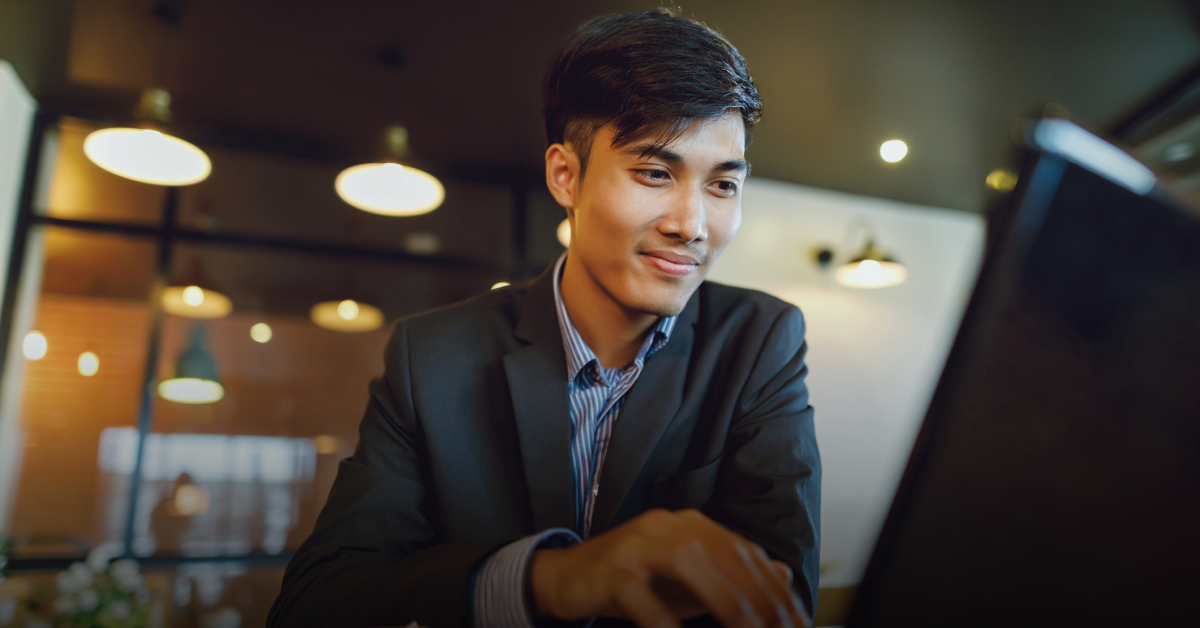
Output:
[{"xmin": 472, "ymin": 252, "xmax": 677, "ymax": 628}]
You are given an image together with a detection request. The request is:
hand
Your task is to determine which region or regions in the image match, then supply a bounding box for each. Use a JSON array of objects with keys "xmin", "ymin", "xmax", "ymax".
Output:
[{"xmin": 529, "ymin": 509, "xmax": 810, "ymax": 628}]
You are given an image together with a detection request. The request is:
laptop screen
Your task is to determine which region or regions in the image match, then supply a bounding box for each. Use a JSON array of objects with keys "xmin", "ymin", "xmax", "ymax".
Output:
[{"xmin": 846, "ymin": 121, "xmax": 1200, "ymax": 627}]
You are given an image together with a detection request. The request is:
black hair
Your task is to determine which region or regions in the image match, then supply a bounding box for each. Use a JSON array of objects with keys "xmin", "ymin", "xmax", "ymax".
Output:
[{"xmin": 543, "ymin": 8, "xmax": 762, "ymax": 173}]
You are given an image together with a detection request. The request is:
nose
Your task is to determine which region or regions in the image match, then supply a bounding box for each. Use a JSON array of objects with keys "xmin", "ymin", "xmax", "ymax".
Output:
[{"xmin": 658, "ymin": 185, "xmax": 707, "ymax": 243}]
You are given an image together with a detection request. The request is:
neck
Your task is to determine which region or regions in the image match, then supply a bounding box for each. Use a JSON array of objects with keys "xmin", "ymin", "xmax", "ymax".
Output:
[{"xmin": 560, "ymin": 252, "xmax": 658, "ymax": 370}]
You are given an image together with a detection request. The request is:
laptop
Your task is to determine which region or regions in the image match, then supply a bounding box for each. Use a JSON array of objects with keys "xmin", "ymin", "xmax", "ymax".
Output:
[{"xmin": 845, "ymin": 118, "xmax": 1200, "ymax": 627}]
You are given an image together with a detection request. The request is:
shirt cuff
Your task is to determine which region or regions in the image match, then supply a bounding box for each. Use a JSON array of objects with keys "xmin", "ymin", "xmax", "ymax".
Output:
[{"xmin": 471, "ymin": 528, "xmax": 584, "ymax": 628}]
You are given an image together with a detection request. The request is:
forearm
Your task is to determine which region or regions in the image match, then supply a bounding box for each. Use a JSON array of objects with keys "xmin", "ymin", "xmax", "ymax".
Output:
[{"xmin": 268, "ymin": 540, "xmax": 505, "ymax": 628}]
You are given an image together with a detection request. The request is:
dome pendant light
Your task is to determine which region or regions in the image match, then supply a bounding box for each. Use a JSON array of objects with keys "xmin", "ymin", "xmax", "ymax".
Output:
[
  {"xmin": 336, "ymin": 125, "xmax": 444, "ymax": 216},
  {"xmin": 83, "ymin": 87, "xmax": 212, "ymax": 186},
  {"xmin": 310, "ymin": 299, "xmax": 384, "ymax": 332},
  {"xmin": 161, "ymin": 258, "xmax": 232, "ymax": 318},
  {"xmin": 159, "ymin": 326, "xmax": 224, "ymax": 404},
  {"xmin": 834, "ymin": 239, "xmax": 908, "ymax": 289}
]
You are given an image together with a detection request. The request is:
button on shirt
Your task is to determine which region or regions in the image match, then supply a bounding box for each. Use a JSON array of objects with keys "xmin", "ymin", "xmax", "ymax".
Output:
[{"xmin": 471, "ymin": 252, "xmax": 677, "ymax": 628}]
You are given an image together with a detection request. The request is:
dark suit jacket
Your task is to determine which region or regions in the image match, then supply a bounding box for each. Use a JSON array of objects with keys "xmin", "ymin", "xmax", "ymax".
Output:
[{"xmin": 267, "ymin": 265, "xmax": 821, "ymax": 628}]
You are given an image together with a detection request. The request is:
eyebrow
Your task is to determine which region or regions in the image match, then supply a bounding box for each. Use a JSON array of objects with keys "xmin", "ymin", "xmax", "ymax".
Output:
[{"xmin": 623, "ymin": 144, "xmax": 751, "ymax": 175}]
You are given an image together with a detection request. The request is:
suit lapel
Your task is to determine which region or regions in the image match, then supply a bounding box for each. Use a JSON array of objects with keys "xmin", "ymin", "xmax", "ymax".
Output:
[
  {"xmin": 589, "ymin": 296, "xmax": 698, "ymax": 536},
  {"xmin": 504, "ymin": 266, "xmax": 577, "ymax": 532}
]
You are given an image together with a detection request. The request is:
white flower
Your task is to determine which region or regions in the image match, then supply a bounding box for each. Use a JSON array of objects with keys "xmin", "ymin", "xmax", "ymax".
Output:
[
  {"xmin": 86, "ymin": 544, "xmax": 119, "ymax": 574},
  {"xmin": 109, "ymin": 559, "xmax": 142, "ymax": 590},
  {"xmin": 108, "ymin": 600, "xmax": 131, "ymax": 619},
  {"xmin": 77, "ymin": 589, "xmax": 99, "ymax": 612},
  {"xmin": 51, "ymin": 596, "xmax": 78, "ymax": 616},
  {"xmin": 55, "ymin": 564, "xmax": 93, "ymax": 595}
]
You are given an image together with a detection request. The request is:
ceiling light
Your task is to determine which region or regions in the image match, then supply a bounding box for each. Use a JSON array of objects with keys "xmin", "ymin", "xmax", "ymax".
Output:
[
  {"xmin": 78, "ymin": 351, "xmax": 100, "ymax": 377},
  {"xmin": 834, "ymin": 240, "xmax": 907, "ymax": 289},
  {"xmin": 336, "ymin": 125, "xmax": 444, "ymax": 216},
  {"xmin": 313, "ymin": 435, "xmax": 339, "ymax": 455},
  {"xmin": 250, "ymin": 323, "xmax": 272, "ymax": 343},
  {"xmin": 159, "ymin": 327, "xmax": 224, "ymax": 404},
  {"xmin": 172, "ymin": 484, "xmax": 211, "ymax": 517},
  {"xmin": 159, "ymin": 326, "xmax": 225, "ymax": 405},
  {"xmin": 162, "ymin": 285, "xmax": 232, "ymax": 319},
  {"xmin": 23, "ymin": 331, "xmax": 47, "ymax": 360},
  {"xmin": 83, "ymin": 88, "xmax": 211, "ymax": 186},
  {"xmin": 491, "ymin": 282, "xmax": 510, "ymax": 290},
  {"xmin": 311, "ymin": 300, "xmax": 384, "ymax": 332},
  {"xmin": 557, "ymin": 219, "xmax": 571, "ymax": 248},
  {"xmin": 986, "ymin": 169, "xmax": 1018, "ymax": 191},
  {"xmin": 402, "ymin": 231, "xmax": 442, "ymax": 255},
  {"xmin": 880, "ymin": 140, "xmax": 908, "ymax": 163}
]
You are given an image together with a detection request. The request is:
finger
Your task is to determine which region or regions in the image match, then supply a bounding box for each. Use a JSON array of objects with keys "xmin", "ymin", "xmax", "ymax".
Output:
[
  {"xmin": 612, "ymin": 572, "xmax": 682, "ymax": 628},
  {"xmin": 744, "ymin": 547, "xmax": 809, "ymax": 628},
  {"xmin": 674, "ymin": 512, "xmax": 794, "ymax": 627},
  {"xmin": 771, "ymin": 561, "xmax": 793, "ymax": 586},
  {"xmin": 656, "ymin": 539, "xmax": 762, "ymax": 628}
]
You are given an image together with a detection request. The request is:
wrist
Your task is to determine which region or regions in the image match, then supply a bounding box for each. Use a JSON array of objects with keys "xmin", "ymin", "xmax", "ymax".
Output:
[{"xmin": 529, "ymin": 547, "xmax": 567, "ymax": 619}]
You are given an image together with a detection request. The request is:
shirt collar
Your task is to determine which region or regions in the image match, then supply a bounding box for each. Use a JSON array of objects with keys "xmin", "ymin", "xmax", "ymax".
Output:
[{"xmin": 551, "ymin": 252, "xmax": 676, "ymax": 382}]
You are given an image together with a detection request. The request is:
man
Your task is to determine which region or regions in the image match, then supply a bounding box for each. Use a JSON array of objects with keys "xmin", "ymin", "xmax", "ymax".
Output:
[{"xmin": 268, "ymin": 9, "xmax": 819, "ymax": 628}]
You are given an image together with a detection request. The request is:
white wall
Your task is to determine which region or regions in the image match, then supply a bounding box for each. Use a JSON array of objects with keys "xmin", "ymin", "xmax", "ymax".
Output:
[
  {"xmin": 707, "ymin": 177, "xmax": 984, "ymax": 587},
  {"xmin": 0, "ymin": 60, "xmax": 36, "ymax": 534}
]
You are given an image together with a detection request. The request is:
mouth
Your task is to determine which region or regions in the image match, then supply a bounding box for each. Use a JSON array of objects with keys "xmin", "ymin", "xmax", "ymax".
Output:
[{"xmin": 640, "ymin": 250, "xmax": 701, "ymax": 277}]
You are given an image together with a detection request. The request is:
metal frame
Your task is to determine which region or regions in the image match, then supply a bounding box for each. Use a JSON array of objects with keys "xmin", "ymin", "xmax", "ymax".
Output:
[{"xmin": 0, "ymin": 107, "xmax": 537, "ymax": 569}]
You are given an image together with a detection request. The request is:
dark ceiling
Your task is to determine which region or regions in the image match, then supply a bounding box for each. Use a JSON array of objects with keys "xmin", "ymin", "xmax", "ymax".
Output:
[{"xmin": 3, "ymin": 0, "xmax": 1199, "ymax": 213}]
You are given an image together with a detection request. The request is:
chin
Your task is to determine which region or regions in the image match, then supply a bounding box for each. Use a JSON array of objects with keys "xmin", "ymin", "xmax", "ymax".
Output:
[{"xmin": 621, "ymin": 283, "xmax": 695, "ymax": 318}]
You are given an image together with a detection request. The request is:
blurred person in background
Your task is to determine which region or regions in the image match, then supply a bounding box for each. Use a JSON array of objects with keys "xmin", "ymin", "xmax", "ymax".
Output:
[{"xmin": 269, "ymin": 9, "xmax": 819, "ymax": 628}]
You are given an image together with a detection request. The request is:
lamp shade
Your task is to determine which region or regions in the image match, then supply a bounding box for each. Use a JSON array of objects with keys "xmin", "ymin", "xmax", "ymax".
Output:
[
  {"xmin": 335, "ymin": 162, "xmax": 444, "ymax": 216},
  {"xmin": 83, "ymin": 128, "xmax": 211, "ymax": 186},
  {"xmin": 834, "ymin": 240, "xmax": 908, "ymax": 289},
  {"xmin": 162, "ymin": 285, "xmax": 232, "ymax": 318},
  {"xmin": 159, "ymin": 327, "xmax": 224, "ymax": 404},
  {"xmin": 310, "ymin": 300, "xmax": 384, "ymax": 332}
]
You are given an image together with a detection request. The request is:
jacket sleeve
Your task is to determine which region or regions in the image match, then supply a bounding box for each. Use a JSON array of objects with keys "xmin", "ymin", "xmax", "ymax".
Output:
[
  {"xmin": 704, "ymin": 305, "xmax": 822, "ymax": 617},
  {"xmin": 267, "ymin": 323, "xmax": 506, "ymax": 628}
]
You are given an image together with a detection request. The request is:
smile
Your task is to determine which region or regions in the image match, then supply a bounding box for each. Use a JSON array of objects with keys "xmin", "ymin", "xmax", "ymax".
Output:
[{"xmin": 640, "ymin": 251, "xmax": 700, "ymax": 277}]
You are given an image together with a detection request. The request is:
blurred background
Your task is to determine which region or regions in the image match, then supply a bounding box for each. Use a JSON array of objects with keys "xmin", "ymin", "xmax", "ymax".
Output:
[{"xmin": 0, "ymin": 1, "xmax": 1197, "ymax": 626}]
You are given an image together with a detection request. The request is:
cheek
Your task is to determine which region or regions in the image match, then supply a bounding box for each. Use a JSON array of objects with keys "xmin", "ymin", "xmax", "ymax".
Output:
[{"xmin": 709, "ymin": 202, "xmax": 742, "ymax": 252}]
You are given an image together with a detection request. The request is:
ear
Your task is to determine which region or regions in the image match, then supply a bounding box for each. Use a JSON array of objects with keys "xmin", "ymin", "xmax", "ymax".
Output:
[{"xmin": 545, "ymin": 143, "xmax": 581, "ymax": 214}]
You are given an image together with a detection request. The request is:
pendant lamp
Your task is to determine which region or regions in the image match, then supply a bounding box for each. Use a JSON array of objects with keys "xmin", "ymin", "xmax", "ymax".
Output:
[
  {"xmin": 162, "ymin": 258, "xmax": 232, "ymax": 318},
  {"xmin": 336, "ymin": 125, "xmax": 444, "ymax": 216},
  {"xmin": 84, "ymin": 88, "xmax": 211, "ymax": 186},
  {"xmin": 159, "ymin": 326, "xmax": 224, "ymax": 404},
  {"xmin": 834, "ymin": 239, "xmax": 908, "ymax": 289},
  {"xmin": 310, "ymin": 299, "xmax": 384, "ymax": 332}
]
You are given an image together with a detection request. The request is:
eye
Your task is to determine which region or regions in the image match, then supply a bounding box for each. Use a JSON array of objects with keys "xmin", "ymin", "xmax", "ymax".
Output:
[
  {"xmin": 634, "ymin": 169, "xmax": 671, "ymax": 184},
  {"xmin": 710, "ymin": 180, "xmax": 739, "ymax": 197}
]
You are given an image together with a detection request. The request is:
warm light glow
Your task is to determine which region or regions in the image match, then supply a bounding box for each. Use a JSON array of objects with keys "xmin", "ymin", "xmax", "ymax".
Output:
[
  {"xmin": 162, "ymin": 286, "xmax": 232, "ymax": 318},
  {"xmin": 835, "ymin": 259, "xmax": 908, "ymax": 289},
  {"xmin": 182, "ymin": 285, "xmax": 205, "ymax": 306},
  {"xmin": 78, "ymin": 351, "xmax": 100, "ymax": 377},
  {"xmin": 250, "ymin": 322, "xmax": 272, "ymax": 343},
  {"xmin": 402, "ymin": 231, "xmax": 441, "ymax": 255},
  {"xmin": 23, "ymin": 331, "xmax": 47, "ymax": 360},
  {"xmin": 311, "ymin": 300, "xmax": 384, "ymax": 332},
  {"xmin": 83, "ymin": 128, "xmax": 211, "ymax": 186},
  {"xmin": 557, "ymin": 219, "xmax": 571, "ymax": 248},
  {"xmin": 313, "ymin": 435, "xmax": 340, "ymax": 455},
  {"xmin": 491, "ymin": 282, "xmax": 510, "ymax": 290},
  {"xmin": 880, "ymin": 140, "xmax": 908, "ymax": 163},
  {"xmin": 335, "ymin": 162, "xmax": 445, "ymax": 216},
  {"xmin": 986, "ymin": 169, "xmax": 1018, "ymax": 191},
  {"xmin": 337, "ymin": 299, "xmax": 360, "ymax": 321},
  {"xmin": 173, "ymin": 484, "xmax": 211, "ymax": 517},
  {"xmin": 158, "ymin": 377, "xmax": 225, "ymax": 404}
]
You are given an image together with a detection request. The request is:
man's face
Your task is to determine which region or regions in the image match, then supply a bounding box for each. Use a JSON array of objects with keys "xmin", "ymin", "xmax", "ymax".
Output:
[{"xmin": 566, "ymin": 111, "xmax": 747, "ymax": 317}]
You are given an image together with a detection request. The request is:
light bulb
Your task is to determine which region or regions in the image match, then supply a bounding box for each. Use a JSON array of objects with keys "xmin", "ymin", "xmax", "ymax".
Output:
[
  {"xmin": 182, "ymin": 285, "xmax": 205, "ymax": 306},
  {"xmin": 83, "ymin": 127, "xmax": 211, "ymax": 186},
  {"xmin": 491, "ymin": 282, "xmax": 511, "ymax": 290},
  {"xmin": 880, "ymin": 140, "xmax": 908, "ymax": 163},
  {"xmin": 23, "ymin": 331, "xmax": 47, "ymax": 360},
  {"xmin": 835, "ymin": 259, "xmax": 908, "ymax": 289},
  {"xmin": 335, "ymin": 162, "xmax": 444, "ymax": 216},
  {"xmin": 337, "ymin": 300, "xmax": 360, "ymax": 321},
  {"xmin": 250, "ymin": 322, "xmax": 272, "ymax": 343},
  {"xmin": 78, "ymin": 351, "xmax": 99, "ymax": 376}
]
